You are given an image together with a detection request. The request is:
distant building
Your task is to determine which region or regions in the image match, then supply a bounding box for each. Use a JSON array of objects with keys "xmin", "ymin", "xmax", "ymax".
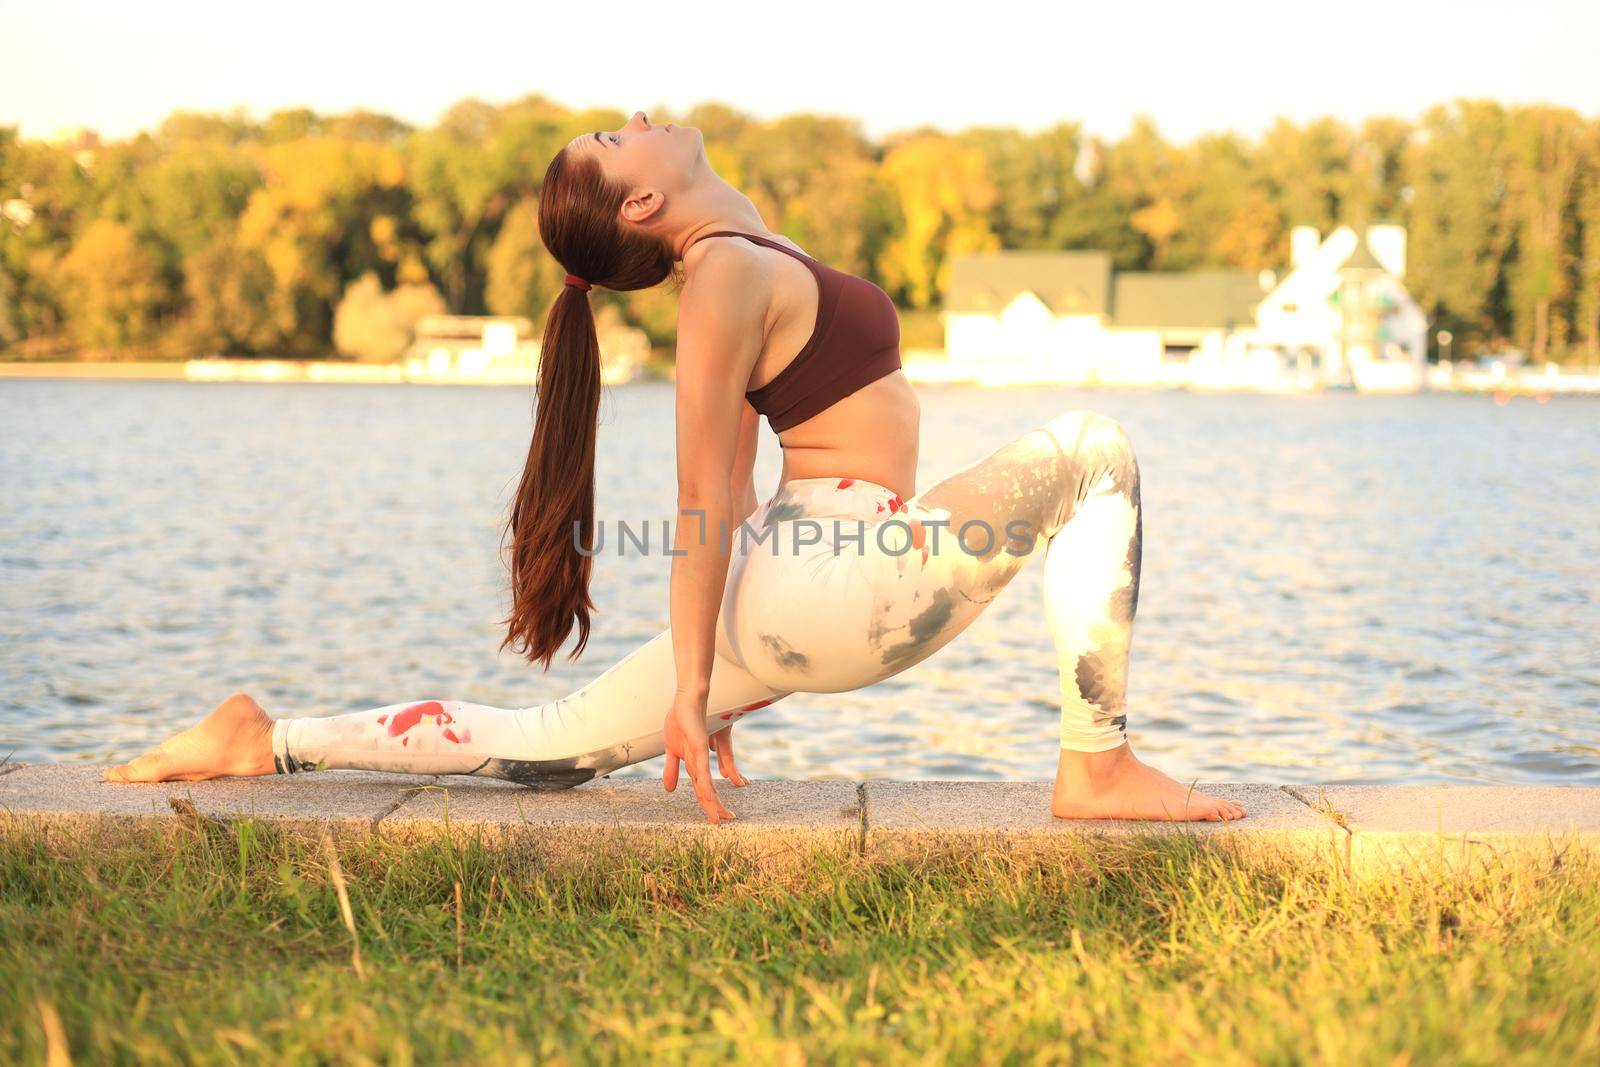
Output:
[
  {"xmin": 941, "ymin": 224, "xmax": 1428, "ymax": 392},
  {"xmin": 403, "ymin": 313, "xmax": 648, "ymax": 385},
  {"xmin": 1251, "ymin": 224, "xmax": 1428, "ymax": 392}
]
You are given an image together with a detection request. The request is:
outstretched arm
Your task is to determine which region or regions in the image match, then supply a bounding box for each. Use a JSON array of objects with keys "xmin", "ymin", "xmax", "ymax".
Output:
[
  {"xmin": 704, "ymin": 399, "xmax": 762, "ymax": 784},
  {"xmin": 666, "ymin": 239, "xmax": 769, "ymax": 822}
]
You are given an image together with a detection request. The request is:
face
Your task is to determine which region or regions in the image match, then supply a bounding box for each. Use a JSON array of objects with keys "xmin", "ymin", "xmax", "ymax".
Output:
[{"xmin": 566, "ymin": 111, "xmax": 704, "ymax": 222}]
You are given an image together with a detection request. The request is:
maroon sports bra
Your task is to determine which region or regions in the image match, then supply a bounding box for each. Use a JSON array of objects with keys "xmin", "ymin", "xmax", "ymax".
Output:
[{"xmin": 688, "ymin": 230, "xmax": 902, "ymax": 433}]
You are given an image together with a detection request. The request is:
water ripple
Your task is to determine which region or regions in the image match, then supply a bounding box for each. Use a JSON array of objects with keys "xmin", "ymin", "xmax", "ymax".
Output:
[{"xmin": 2, "ymin": 380, "xmax": 1597, "ymax": 785}]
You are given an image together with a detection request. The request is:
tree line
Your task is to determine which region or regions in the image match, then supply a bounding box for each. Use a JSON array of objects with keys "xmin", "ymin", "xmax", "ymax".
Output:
[{"xmin": 1, "ymin": 95, "xmax": 1596, "ymax": 363}]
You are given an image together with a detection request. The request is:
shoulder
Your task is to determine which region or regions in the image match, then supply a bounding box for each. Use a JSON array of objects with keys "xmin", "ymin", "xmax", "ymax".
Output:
[
  {"xmin": 682, "ymin": 235, "xmax": 772, "ymax": 290},
  {"xmin": 679, "ymin": 238, "xmax": 772, "ymax": 328}
]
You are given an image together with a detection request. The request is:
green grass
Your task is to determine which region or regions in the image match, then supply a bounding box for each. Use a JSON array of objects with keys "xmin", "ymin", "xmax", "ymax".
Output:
[{"xmin": 1, "ymin": 820, "xmax": 1596, "ymax": 1065}]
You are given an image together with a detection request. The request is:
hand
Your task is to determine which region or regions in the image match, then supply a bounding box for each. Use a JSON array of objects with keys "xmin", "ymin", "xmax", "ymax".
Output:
[{"xmin": 662, "ymin": 691, "xmax": 735, "ymax": 824}]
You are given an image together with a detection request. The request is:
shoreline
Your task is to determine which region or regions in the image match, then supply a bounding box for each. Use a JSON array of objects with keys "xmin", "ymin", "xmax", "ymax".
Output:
[
  {"xmin": 3, "ymin": 357, "xmax": 1597, "ymax": 394},
  {"xmin": 0, "ymin": 359, "xmax": 640, "ymax": 387}
]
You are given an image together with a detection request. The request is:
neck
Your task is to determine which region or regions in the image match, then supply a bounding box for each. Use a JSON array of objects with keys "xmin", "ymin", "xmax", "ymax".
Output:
[{"xmin": 666, "ymin": 175, "xmax": 772, "ymax": 260}]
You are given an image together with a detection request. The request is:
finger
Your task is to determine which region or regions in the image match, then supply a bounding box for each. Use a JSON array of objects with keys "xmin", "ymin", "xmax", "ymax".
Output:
[
  {"xmin": 713, "ymin": 729, "xmax": 749, "ymax": 787},
  {"xmin": 663, "ymin": 750, "xmax": 680, "ymax": 792},
  {"xmin": 711, "ymin": 728, "xmax": 732, "ymax": 776},
  {"xmin": 688, "ymin": 750, "xmax": 733, "ymax": 823}
]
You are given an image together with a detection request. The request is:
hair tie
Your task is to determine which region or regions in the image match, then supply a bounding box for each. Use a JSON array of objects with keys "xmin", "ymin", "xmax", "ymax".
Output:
[{"xmin": 564, "ymin": 273, "xmax": 593, "ymax": 292}]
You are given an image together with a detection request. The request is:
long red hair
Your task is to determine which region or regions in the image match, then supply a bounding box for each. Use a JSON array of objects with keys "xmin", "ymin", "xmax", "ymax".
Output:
[{"xmin": 502, "ymin": 148, "xmax": 675, "ymax": 669}]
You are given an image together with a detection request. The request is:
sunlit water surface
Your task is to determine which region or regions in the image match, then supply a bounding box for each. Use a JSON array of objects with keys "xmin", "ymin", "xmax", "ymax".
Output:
[{"xmin": 2, "ymin": 379, "xmax": 1596, "ymax": 785}]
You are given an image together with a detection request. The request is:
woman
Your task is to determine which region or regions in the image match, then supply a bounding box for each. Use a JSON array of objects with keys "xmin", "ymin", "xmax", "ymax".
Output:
[{"xmin": 106, "ymin": 112, "xmax": 1245, "ymax": 825}]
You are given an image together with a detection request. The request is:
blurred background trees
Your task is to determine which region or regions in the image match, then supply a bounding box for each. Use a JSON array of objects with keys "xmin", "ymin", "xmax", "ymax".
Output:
[{"xmin": 1, "ymin": 95, "xmax": 1595, "ymax": 363}]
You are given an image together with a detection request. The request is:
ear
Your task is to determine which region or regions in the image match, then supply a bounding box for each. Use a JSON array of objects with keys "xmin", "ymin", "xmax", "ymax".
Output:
[{"xmin": 620, "ymin": 187, "xmax": 664, "ymax": 226}]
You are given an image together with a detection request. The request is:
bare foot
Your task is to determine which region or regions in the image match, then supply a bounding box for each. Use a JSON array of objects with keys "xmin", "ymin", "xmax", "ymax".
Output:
[
  {"xmin": 103, "ymin": 693, "xmax": 277, "ymax": 783},
  {"xmin": 1051, "ymin": 743, "xmax": 1246, "ymax": 821}
]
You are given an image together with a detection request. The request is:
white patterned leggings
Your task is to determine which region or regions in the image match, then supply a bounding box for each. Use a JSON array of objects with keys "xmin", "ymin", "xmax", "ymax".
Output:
[{"xmin": 270, "ymin": 410, "xmax": 1143, "ymax": 785}]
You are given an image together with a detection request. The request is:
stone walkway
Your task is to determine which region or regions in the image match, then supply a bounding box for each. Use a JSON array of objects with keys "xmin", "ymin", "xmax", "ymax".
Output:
[{"xmin": 3, "ymin": 762, "xmax": 1597, "ymax": 875}]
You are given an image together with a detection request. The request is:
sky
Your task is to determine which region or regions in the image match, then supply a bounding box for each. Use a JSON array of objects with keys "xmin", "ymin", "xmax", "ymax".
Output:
[{"xmin": 3, "ymin": 0, "xmax": 1597, "ymax": 145}]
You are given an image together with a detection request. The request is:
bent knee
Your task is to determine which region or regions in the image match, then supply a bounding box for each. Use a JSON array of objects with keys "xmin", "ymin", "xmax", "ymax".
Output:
[{"xmin": 1042, "ymin": 409, "xmax": 1135, "ymax": 457}]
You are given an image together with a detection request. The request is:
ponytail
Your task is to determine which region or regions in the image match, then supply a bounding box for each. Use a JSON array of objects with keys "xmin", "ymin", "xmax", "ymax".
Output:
[
  {"xmin": 502, "ymin": 282, "xmax": 602, "ymax": 668},
  {"xmin": 501, "ymin": 145, "xmax": 675, "ymax": 667}
]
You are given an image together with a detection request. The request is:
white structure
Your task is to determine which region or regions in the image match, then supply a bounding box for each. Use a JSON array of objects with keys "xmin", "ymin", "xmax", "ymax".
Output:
[
  {"xmin": 942, "ymin": 251, "xmax": 1208, "ymax": 388},
  {"xmin": 403, "ymin": 314, "xmax": 648, "ymax": 385},
  {"xmin": 941, "ymin": 225, "xmax": 1429, "ymax": 393},
  {"xmin": 1247, "ymin": 225, "xmax": 1428, "ymax": 393}
]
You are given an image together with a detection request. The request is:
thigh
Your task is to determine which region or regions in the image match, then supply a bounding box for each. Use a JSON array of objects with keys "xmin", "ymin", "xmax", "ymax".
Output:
[
  {"xmin": 720, "ymin": 513, "xmax": 888, "ymax": 693},
  {"xmin": 846, "ymin": 419, "xmax": 1097, "ymax": 679},
  {"xmin": 911, "ymin": 423, "xmax": 1072, "ymax": 564},
  {"xmin": 723, "ymin": 442, "xmax": 1061, "ymax": 692},
  {"xmin": 911, "ymin": 409, "xmax": 1136, "ymax": 542}
]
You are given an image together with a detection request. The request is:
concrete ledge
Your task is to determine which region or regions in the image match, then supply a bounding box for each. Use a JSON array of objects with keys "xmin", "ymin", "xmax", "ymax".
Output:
[
  {"xmin": 2, "ymin": 764, "xmax": 1597, "ymax": 874},
  {"xmin": 1287, "ymin": 784, "xmax": 1600, "ymax": 872},
  {"xmin": 0, "ymin": 764, "xmax": 434, "ymax": 840},
  {"xmin": 866, "ymin": 781, "xmax": 1347, "ymax": 868},
  {"xmin": 379, "ymin": 776, "xmax": 863, "ymax": 869}
]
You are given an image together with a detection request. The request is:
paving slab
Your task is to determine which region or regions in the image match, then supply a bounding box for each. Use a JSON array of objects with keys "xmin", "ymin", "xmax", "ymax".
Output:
[
  {"xmin": 4, "ymin": 766, "xmax": 1599, "ymax": 876},
  {"xmin": 377, "ymin": 775, "xmax": 863, "ymax": 869},
  {"xmin": 863, "ymin": 781, "xmax": 1347, "ymax": 867},
  {"xmin": 0, "ymin": 764, "xmax": 434, "ymax": 839},
  {"xmin": 1287, "ymin": 784, "xmax": 1600, "ymax": 872}
]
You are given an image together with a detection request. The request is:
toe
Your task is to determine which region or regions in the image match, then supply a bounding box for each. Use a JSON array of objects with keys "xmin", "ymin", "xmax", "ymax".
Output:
[{"xmin": 119, "ymin": 752, "xmax": 171, "ymax": 783}]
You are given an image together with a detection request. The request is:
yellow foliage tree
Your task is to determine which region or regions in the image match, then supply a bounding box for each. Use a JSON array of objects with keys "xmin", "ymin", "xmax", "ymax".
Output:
[
  {"xmin": 53, "ymin": 218, "xmax": 170, "ymax": 356},
  {"xmin": 235, "ymin": 138, "xmax": 410, "ymax": 352},
  {"xmin": 1214, "ymin": 191, "xmax": 1284, "ymax": 273},
  {"xmin": 1130, "ymin": 197, "xmax": 1182, "ymax": 265},
  {"xmin": 877, "ymin": 135, "xmax": 998, "ymax": 309}
]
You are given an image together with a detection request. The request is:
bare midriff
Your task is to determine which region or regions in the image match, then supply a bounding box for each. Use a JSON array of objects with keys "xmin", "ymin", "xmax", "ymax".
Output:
[
  {"xmin": 774, "ymin": 370, "xmax": 921, "ymax": 500},
  {"xmin": 687, "ymin": 229, "xmax": 919, "ymax": 498}
]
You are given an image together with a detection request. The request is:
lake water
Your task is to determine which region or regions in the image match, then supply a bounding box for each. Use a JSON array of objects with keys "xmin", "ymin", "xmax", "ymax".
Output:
[{"xmin": 2, "ymin": 379, "xmax": 1597, "ymax": 785}]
